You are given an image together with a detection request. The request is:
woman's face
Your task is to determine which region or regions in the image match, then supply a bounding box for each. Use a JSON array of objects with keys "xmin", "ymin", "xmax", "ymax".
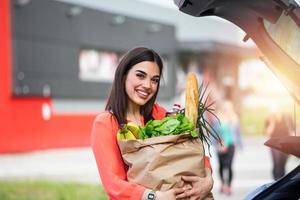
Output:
[{"xmin": 125, "ymin": 61, "xmax": 160, "ymax": 107}]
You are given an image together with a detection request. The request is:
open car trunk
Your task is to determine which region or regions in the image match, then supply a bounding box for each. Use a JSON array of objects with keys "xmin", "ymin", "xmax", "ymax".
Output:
[
  {"xmin": 174, "ymin": 0, "xmax": 300, "ymax": 199},
  {"xmin": 174, "ymin": 0, "xmax": 300, "ymax": 104}
]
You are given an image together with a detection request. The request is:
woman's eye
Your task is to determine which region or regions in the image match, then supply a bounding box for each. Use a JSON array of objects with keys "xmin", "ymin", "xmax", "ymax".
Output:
[
  {"xmin": 152, "ymin": 78, "xmax": 160, "ymax": 84},
  {"xmin": 136, "ymin": 73, "xmax": 145, "ymax": 79}
]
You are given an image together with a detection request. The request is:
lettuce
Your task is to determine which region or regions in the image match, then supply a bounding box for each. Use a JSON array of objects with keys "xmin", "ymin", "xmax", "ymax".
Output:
[{"xmin": 139, "ymin": 114, "xmax": 196, "ymax": 139}]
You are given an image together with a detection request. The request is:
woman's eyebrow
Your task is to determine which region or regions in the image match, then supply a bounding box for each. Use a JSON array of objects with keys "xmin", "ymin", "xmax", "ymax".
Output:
[
  {"xmin": 135, "ymin": 70, "xmax": 160, "ymax": 78},
  {"xmin": 135, "ymin": 70, "xmax": 147, "ymax": 75},
  {"xmin": 152, "ymin": 75, "xmax": 160, "ymax": 79}
]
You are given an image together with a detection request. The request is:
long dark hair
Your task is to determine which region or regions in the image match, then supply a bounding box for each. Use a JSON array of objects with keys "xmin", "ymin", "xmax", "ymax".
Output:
[{"xmin": 105, "ymin": 47, "xmax": 163, "ymax": 126}]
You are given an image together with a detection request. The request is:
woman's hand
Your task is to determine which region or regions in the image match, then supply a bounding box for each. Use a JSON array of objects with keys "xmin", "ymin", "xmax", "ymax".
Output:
[
  {"xmin": 218, "ymin": 145, "xmax": 228, "ymax": 153},
  {"xmin": 143, "ymin": 188, "xmax": 186, "ymax": 200},
  {"xmin": 156, "ymin": 188, "xmax": 186, "ymax": 200},
  {"xmin": 176, "ymin": 169, "xmax": 214, "ymax": 200}
]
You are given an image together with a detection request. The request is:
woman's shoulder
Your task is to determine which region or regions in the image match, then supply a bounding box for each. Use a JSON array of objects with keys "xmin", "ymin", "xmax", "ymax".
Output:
[
  {"xmin": 92, "ymin": 111, "xmax": 120, "ymax": 135},
  {"xmin": 94, "ymin": 111, "xmax": 117, "ymax": 125}
]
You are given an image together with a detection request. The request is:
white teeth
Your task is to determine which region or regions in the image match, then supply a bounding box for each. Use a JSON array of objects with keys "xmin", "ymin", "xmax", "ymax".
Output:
[
  {"xmin": 139, "ymin": 91, "xmax": 148, "ymax": 95},
  {"xmin": 137, "ymin": 90, "xmax": 149, "ymax": 97}
]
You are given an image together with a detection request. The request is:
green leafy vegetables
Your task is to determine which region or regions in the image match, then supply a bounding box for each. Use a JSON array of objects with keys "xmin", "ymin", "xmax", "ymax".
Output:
[{"xmin": 138, "ymin": 113, "xmax": 198, "ymax": 139}]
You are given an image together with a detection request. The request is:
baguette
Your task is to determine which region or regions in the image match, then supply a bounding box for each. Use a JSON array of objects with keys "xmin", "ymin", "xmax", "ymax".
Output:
[{"xmin": 185, "ymin": 72, "xmax": 199, "ymax": 127}]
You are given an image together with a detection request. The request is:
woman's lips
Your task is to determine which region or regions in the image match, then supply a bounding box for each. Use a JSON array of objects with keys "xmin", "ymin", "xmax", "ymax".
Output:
[{"xmin": 136, "ymin": 90, "xmax": 150, "ymax": 99}]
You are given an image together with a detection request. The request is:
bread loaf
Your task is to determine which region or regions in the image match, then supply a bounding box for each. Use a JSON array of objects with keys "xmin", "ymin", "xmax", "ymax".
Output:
[{"xmin": 185, "ymin": 72, "xmax": 199, "ymax": 127}]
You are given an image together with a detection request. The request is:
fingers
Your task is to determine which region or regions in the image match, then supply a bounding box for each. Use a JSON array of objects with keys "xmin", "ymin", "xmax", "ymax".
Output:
[
  {"xmin": 181, "ymin": 175, "xmax": 199, "ymax": 182},
  {"xmin": 173, "ymin": 187, "xmax": 185, "ymax": 195},
  {"xmin": 176, "ymin": 192, "xmax": 187, "ymax": 199},
  {"xmin": 175, "ymin": 187, "xmax": 197, "ymax": 199},
  {"xmin": 185, "ymin": 188, "xmax": 197, "ymax": 197},
  {"xmin": 190, "ymin": 196, "xmax": 198, "ymax": 200},
  {"xmin": 174, "ymin": 187, "xmax": 188, "ymax": 199}
]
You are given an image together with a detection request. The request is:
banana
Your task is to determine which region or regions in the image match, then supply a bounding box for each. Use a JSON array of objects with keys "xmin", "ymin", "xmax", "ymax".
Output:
[
  {"xmin": 116, "ymin": 124, "xmax": 137, "ymax": 140},
  {"xmin": 117, "ymin": 131, "xmax": 126, "ymax": 140},
  {"xmin": 126, "ymin": 122, "xmax": 140, "ymax": 139},
  {"xmin": 121, "ymin": 131, "xmax": 136, "ymax": 140}
]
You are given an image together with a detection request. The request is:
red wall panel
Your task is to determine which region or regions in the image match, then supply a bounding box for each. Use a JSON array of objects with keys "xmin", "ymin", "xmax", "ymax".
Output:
[{"xmin": 0, "ymin": 0, "xmax": 97, "ymax": 153}]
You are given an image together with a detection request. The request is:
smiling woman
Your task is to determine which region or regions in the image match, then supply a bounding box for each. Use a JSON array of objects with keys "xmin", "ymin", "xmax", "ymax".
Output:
[
  {"xmin": 91, "ymin": 47, "xmax": 214, "ymax": 200},
  {"xmin": 125, "ymin": 61, "xmax": 161, "ymax": 121},
  {"xmin": 105, "ymin": 47, "xmax": 164, "ymax": 127}
]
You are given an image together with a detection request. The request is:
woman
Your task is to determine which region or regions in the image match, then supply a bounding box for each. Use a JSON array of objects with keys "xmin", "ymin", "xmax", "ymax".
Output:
[
  {"xmin": 265, "ymin": 109, "xmax": 292, "ymax": 180},
  {"xmin": 215, "ymin": 100, "xmax": 242, "ymax": 195},
  {"xmin": 91, "ymin": 47, "xmax": 213, "ymax": 200}
]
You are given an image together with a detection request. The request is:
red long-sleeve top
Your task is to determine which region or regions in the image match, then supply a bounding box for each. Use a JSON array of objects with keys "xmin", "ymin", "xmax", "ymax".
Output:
[{"xmin": 91, "ymin": 103, "xmax": 211, "ymax": 200}]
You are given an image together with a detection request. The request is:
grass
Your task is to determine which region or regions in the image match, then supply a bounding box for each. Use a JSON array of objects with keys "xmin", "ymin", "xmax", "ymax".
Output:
[{"xmin": 0, "ymin": 180, "xmax": 108, "ymax": 200}]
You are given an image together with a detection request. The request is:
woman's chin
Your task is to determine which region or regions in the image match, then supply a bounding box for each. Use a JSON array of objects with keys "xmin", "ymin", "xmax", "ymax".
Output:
[
  {"xmin": 133, "ymin": 97, "xmax": 150, "ymax": 106},
  {"xmin": 136, "ymin": 100, "xmax": 147, "ymax": 106}
]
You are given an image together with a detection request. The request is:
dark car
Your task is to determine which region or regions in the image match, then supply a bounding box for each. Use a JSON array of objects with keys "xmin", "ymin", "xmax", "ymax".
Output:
[{"xmin": 174, "ymin": 0, "xmax": 300, "ymax": 199}]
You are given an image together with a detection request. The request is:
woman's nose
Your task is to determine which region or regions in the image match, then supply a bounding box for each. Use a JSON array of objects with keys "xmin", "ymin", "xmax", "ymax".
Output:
[{"xmin": 142, "ymin": 79, "xmax": 151, "ymax": 88}]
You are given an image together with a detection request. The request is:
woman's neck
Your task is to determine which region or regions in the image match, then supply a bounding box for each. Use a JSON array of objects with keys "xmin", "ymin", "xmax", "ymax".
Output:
[{"xmin": 126, "ymin": 103, "xmax": 142, "ymax": 125}]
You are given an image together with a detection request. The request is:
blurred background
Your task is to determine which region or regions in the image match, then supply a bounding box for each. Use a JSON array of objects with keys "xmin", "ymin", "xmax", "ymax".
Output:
[{"xmin": 0, "ymin": 0, "xmax": 299, "ymax": 199}]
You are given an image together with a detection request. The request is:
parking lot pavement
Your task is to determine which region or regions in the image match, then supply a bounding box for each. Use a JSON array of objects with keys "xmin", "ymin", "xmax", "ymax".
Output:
[
  {"xmin": 0, "ymin": 148, "xmax": 100, "ymax": 184},
  {"xmin": 211, "ymin": 136, "xmax": 299, "ymax": 200},
  {"xmin": 0, "ymin": 136, "xmax": 299, "ymax": 200}
]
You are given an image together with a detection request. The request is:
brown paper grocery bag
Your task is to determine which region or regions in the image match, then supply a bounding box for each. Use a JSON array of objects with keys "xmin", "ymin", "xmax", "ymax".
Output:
[{"xmin": 118, "ymin": 133, "xmax": 214, "ymax": 200}]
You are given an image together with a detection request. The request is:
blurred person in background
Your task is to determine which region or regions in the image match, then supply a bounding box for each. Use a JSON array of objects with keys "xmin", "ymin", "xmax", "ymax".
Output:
[
  {"xmin": 91, "ymin": 47, "xmax": 214, "ymax": 200},
  {"xmin": 265, "ymin": 106, "xmax": 294, "ymax": 180},
  {"xmin": 214, "ymin": 97, "xmax": 243, "ymax": 196}
]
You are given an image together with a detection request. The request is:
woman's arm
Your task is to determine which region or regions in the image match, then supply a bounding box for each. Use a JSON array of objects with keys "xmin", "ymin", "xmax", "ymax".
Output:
[
  {"xmin": 91, "ymin": 112, "xmax": 145, "ymax": 200},
  {"xmin": 233, "ymin": 121, "xmax": 243, "ymax": 149},
  {"xmin": 265, "ymin": 117, "xmax": 275, "ymax": 137},
  {"xmin": 204, "ymin": 156, "xmax": 212, "ymax": 172}
]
